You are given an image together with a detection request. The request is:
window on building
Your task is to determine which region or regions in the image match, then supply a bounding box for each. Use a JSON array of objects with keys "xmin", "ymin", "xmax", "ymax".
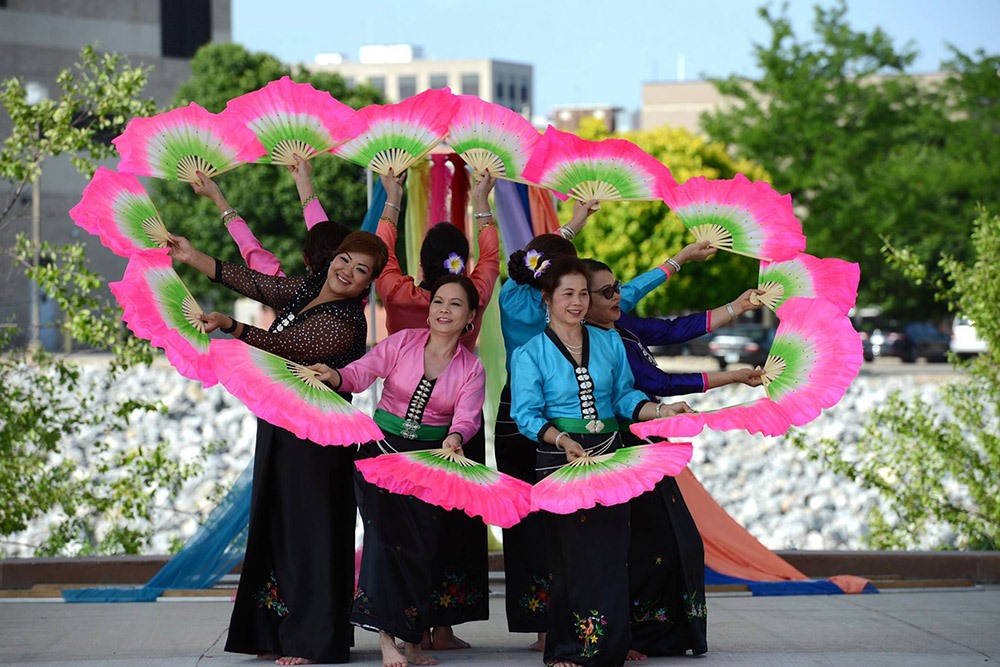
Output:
[
  {"xmin": 461, "ymin": 74, "xmax": 480, "ymax": 97},
  {"xmin": 429, "ymin": 74, "xmax": 449, "ymax": 90},
  {"xmin": 495, "ymin": 81, "xmax": 504, "ymax": 101},
  {"xmin": 368, "ymin": 76, "xmax": 386, "ymax": 96},
  {"xmin": 398, "ymin": 75, "xmax": 417, "ymax": 100},
  {"xmin": 521, "ymin": 81, "xmax": 529, "ymax": 102},
  {"xmin": 161, "ymin": 0, "xmax": 212, "ymax": 59},
  {"xmin": 508, "ymin": 82, "xmax": 516, "ymax": 101}
]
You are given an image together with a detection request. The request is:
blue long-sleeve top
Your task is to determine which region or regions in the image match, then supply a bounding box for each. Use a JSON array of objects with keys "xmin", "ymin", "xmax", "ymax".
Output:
[
  {"xmin": 510, "ymin": 325, "xmax": 650, "ymax": 442},
  {"xmin": 615, "ymin": 311, "xmax": 712, "ymax": 397},
  {"xmin": 499, "ymin": 265, "xmax": 669, "ymax": 373}
]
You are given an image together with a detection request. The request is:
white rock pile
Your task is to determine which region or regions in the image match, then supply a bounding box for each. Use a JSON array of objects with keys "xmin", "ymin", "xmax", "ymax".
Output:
[{"xmin": 1, "ymin": 360, "xmax": 953, "ymax": 558}]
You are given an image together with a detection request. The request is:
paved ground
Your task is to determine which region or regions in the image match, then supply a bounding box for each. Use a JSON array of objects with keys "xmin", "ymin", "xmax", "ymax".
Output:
[{"xmin": 1, "ymin": 585, "xmax": 997, "ymax": 666}]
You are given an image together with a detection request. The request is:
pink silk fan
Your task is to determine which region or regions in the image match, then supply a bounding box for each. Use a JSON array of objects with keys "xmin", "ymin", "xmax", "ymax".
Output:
[
  {"xmin": 108, "ymin": 248, "xmax": 216, "ymax": 386},
  {"xmin": 113, "ymin": 102, "xmax": 264, "ymax": 182},
  {"xmin": 209, "ymin": 338, "xmax": 383, "ymax": 447},
  {"xmin": 529, "ymin": 441, "xmax": 693, "ymax": 514},
  {"xmin": 632, "ymin": 297, "xmax": 863, "ymax": 439},
  {"xmin": 332, "ymin": 88, "xmax": 459, "ymax": 174},
  {"xmin": 223, "ymin": 76, "xmax": 361, "ymax": 165},
  {"xmin": 521, "ymin": 126, "xmax": 675, "ymax": 203},
  {"xmin": 69, "ymin": 167, "xmax": 171, "ymax": 257},
  {"xmin": 664, "ymin": 173, "xmax": 806, "ymax": 262},
  {"xmin": 355, "ymin": 449, "xmax": 532, "ymax": 528}
]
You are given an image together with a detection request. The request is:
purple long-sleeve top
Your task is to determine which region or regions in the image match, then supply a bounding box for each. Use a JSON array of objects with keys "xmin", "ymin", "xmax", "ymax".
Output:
[{"xmin": 615, "ymin": 311, "xmax": 712, "ymax": 397}]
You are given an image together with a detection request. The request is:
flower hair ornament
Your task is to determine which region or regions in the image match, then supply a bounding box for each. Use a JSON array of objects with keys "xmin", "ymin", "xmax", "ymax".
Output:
[
  {"xmin": 524, "ymin": 249, "xmax": 550, "ymax": 279},
  {"xmin": 444, "ymin": 252, "xmax": 465, "ymax": 275}
]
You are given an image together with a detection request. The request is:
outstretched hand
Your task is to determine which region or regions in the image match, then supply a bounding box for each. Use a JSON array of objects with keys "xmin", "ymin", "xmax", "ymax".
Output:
[
  {"xmin": 308, "ymin": 363, "xmax": 341, "ymax": 387},
  {"xmin": 190, "ymin": 171, "xmax": 223, "ymax": 202},
  {"xmin": 733, "ymin": 288, "xmax": 767, "ymax": 313},
  {"xmin": 442, "ymin": 433, "xmax": 464, "ymax": 456},
  {"xmin": 286, "ymin": 154, "xmax": 313, "ymax": 183},
  {"xmin": 197, "ymin": 312, "xmax": 232, "ymax": 334},
  {"xmin": 735, "ymin": 367, "xmax": 765, "ymax": 387},
  {"xmin": 473, "ymin": 169, "xmax": 496, "ymax": 204},
  {"xmin": 675, "ymin": 239, "xmax": 717, "ymax": 265},
  {"xmin": 659, "ymin": 401, "xmax": 695, "ymax": 418},
  {"xmin": 571, "ymin": 197, "xmax": 601, "ymax": 221},
  {"xmin": 166, "ymin": 234, "xmax": 196, "ymax": 263},
  {"xmin": 380, "ymin": 168, "xmax": 406, "ymax": 204}
]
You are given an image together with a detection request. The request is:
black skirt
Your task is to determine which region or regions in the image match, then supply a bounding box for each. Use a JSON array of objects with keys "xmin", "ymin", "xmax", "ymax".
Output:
[
  {"xmin": 622, "ymin": 431, "xmax": 707, "ymax": 656},
  {"xmin": 426, "ymin": 421, "xmax": 490, "ymax": 627},
  {"xmin": 225, "ymin": 418, "xmax": 356, "ymax": 663},
  {"xmin": 351, "ymin": 434, "xmax": 444, "ymax": 644},
  {"xmin": 538, "ymin": 431, "xmax": 631, "ymax": 667},
  {"xmin": 494, "ymin": 382, "xmax": 551, "ymax": 633}
]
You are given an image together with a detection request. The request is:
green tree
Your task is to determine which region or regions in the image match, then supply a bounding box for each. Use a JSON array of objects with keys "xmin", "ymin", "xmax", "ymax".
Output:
[
  {"xmin": 700, "ymin": 2, "xmax": 1000, "ymax": 318},
  {"xmin": 0, "ymin": 45, "xmax": 156, "ymax": 228},
  {"xmin": 792, "ymin": 209, "xmax": 1000, "ymax": 550},
  {"xmin": 571, "ymin": 118, "xmax": 769, "ymax": 316},
  {"xmin": 151, "ymin": 43, "xmax": 383, "ymax": 306},
  {"xmin": 1, "ymin": 47, "xmax": 208, "ymax": 555}
]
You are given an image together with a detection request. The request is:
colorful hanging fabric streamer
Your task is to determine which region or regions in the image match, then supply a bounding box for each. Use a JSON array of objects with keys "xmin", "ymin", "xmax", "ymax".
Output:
[{"xmin": 404, "ymin": 160, "xmax": 430, "ymax": 278}]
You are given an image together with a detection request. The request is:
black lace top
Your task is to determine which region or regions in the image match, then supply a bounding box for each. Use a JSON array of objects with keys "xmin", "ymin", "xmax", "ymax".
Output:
[{"xmin": 214, "ymin": 260, "xmax": 368, "ymax": 368}]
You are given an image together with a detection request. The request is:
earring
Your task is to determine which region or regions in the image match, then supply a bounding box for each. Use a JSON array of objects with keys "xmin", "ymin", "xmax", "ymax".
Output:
[
  {"xmin": 581, "ymin": 317, "xmax": 587, "ymax": 324},
  {"xmin": 464, "ymin": 322, "xmax": 475, "ymax": 334},
  {"xmin": 544, "ymin": 304, "xmax": 550, "ymax": 325}
]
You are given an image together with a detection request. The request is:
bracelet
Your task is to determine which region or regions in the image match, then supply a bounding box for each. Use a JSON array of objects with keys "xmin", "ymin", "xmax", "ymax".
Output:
[
  {"xmin": 655, "ymin": 402, "xmax": 664, "ymax": 419},
  {"xmin": 726, "ymin": 302, "xmax": 737, "ymax": 320},
  {"xmin": 385, "ymin": 201, "xmax": 401, "ymax": 212},
  {"xmin": 554, "ymin": 431, "xmax": 569, "ymax": 449},
  {"xmin": 474, "ymin": 210, "xmax": 494, "ymax": 219},
  {"xmin": 379, "ymin": 215, "xmax": 397, "ymax": 228},
  {"xmin": 558, "ymin": 225, "xmax": 576, "ymax": 240},
  {"xmin": 666, "ymin": 257, "xmax": 682, "ymax": 273},
  {"xmin": 478, "ymin": 220, "xmax": 496, "ymax": 231},
  {"xmin": 219, "ymin": 208, "xmax": 236, "ymax": 221},
  {"xmin": 220, "ymin": 317, "xmax": 238, "ymax": 334},
  {"xmin": 222, "ymin": 210, "xmax": 240, "ymax": 224},
  {"xmin": 300, "ymin": 194, "xmax": 317, "ymax": 210}
]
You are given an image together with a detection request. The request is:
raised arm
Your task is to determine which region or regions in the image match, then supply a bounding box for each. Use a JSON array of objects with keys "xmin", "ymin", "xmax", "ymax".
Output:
[
  {"xmin": 470, "ymin": 172, "xmax": 501, "ymax": 303},
  {"xmin": 191, "ymin": 171, "xmax": 284, "ymax": 276},
  {"xmin": 373, "ymin": 169, "xmax": 411, "ymax": 302},
  {"xmin": 620, "ymin": 240, "xmax": 717, "ymax": 313},
  {"xmin": 288, "ymin": 155, "xmax": 331, "ymax": 229}
]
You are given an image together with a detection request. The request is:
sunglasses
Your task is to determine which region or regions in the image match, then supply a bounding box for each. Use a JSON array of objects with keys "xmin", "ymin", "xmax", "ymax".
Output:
[{"xmin": 592, "ymin": 280, "xmax": 622, "ymax": 300}]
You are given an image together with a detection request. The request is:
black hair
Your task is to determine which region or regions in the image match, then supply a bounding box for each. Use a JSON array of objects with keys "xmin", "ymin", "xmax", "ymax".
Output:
[
  {"xmin": 506, "ymin": 233, "xmax": 577, "ymax": 287},
  {"xmin": 539, "ymin": 256, "xmax": 591, "ymax": 297},
  {"xmin": 303, "ymin": 220, "xmax": 352, "ymax": 275},
  {"xmin": 580, "ymin": 258, "xmax": 612, "ymax": 275},
  {"xmin": 420, "ymin": 222, "xmax": 470, "ymax": 287},
  {"xmin": 429, "ymin": 274, "xmax": 480, "ymax": 314}
]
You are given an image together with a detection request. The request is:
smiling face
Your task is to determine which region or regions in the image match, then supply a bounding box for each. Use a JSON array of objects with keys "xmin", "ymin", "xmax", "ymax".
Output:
[
  {"xmin": 428, "ymin": 282, "xmax": 475, "ymax": 336},
  {"xmin": 325, "ymin": 251, "xmax": 375, "ymax": 298},
  {"xmin": 586, "ymin": 269, "xmax": 622, "ymax": 327},
  {"xmin": 545, "ymin": 272, "xmax": 590, "ymax": 327}
]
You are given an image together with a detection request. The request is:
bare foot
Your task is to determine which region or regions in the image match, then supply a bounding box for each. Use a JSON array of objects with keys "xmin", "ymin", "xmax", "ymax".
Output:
[
  {"xmin": 627, "ymin": 649, "xmax": 648, "ymax": 660},
  {"xmin": 420, "ymin": 630, "xmax": 433, "ymax": 651},
  {"xmin": 275, "ymin": 658, "xmax": 315, "ymax": 666},
  {"xmin": 403, "ymin": 641, "xmax": 439, "ymax": 665},
  {"xmin": 430, "ymin": 626, "xmax": 471, "ymax": 650},
  {"xmin": 549, "ymin": 661, "xmax": 581, "ymax": 667},
  {"xmin": 379, "ymin": 632, "xmax": 407, "ymax": 667},
  {"xmin": 529, "ymin": 632, "xmax": 546, "ymax": 652}
]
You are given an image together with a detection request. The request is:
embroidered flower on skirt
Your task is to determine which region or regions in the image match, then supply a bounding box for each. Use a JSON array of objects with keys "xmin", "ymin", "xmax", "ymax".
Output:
[
  {"xmin": 573, "ymin": 609, "xmax": 608, "ymax": 657},
  {"xmin": 431, "ymin": 572, "xmax": 484, "ymax": 609},
  {"xmin": 518, "ymin": 574, "xmax": 551, "ymax": 614},
  {"xmin": 254, "ymin": 569, "xmax": 289, "ymax": 617},
  {"xmin": 631, "ymin": 598, "xmax": 671, "ymax": 624},
  {"xmin": 684, "ymin": 592, "xmax": 708, "ymax": 620}
]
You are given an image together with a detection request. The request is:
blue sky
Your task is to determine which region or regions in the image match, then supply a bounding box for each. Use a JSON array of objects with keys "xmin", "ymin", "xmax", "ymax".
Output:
[{"xmin": 232, "ymin": 0, "xmax": 1000, "ymax": 117}]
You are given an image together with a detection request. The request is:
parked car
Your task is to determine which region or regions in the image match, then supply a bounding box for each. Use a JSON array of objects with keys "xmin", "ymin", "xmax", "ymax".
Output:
[
  {"xmin": 707, "ymin": 325, "xmax": 776, "ymax": 369},
  {"xmin": 647, "ymin": 329, "xmax": 716, "ymax": 357},
  {"xmin": 857, "ymin": 320, "xmax": 906, "ymax": 362},
  {"xmin": 950, "ymin": 317, "xmax": 987, "ymax": 359},
  {"xmin": 898, "ymin": 322, "xmax": 950, "ymax": 363}
]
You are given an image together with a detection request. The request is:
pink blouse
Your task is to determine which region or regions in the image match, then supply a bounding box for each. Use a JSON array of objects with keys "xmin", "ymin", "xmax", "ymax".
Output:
[
  {"xmin": 336, "ymin": 329, "xmax": 486, "ymax": 443},
  {"xmin": 224, "ymin": 199, "xmax": 330, "ymax": 276},
  {"xmin": 375, "ymin": 220, "xmax": 500, "ymax": 351}
]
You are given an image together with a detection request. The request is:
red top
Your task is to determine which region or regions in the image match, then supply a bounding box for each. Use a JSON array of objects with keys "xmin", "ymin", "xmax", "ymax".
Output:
[{"xmin": 375, "ymin": 220, "xmax": 500, "ymax": 351}]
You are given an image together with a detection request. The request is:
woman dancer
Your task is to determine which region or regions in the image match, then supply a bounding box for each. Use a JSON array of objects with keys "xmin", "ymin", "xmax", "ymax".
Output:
[
  {"xmin": 510, "ymin": 257, "xmax": 692, "ymax": 667},
  {"xmin": 496, "ymin": 223, "xmax": 713, "ymax": 648},
  {"xmin": 374, "ymin": 168, "xmax": 498, "ymax": 649},
  {"xmin": 583, "ymin": 258, "xmax": 764, "ymax": 657},
  {"xmin": 168, "ymin": 231, "xmax": 388, "ymax": 666},
  {"xmin": 311, "ymin": 275, "xmax": 486, "ymax": 667}
]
